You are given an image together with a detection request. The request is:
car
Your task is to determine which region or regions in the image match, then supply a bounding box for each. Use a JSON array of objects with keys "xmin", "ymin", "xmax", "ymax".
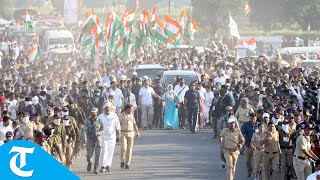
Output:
[
  {"xmin": 128, "ymin": 64, "xmax": 167, "ymax": 81},
  {"xmin": 163, "ymin": 70, "xmax": 200, "ymax": 87}
]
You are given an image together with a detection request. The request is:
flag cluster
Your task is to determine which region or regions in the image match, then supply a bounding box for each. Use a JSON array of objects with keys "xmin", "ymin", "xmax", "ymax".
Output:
[{"xmin": 79, "ymin": 7, "xmax": 200, "ymax": 63}]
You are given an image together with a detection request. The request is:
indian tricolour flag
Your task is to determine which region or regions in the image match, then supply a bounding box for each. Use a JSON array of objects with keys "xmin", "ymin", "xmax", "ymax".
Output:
[
  {"xmin": 190, "ymin": 18, "xmax": 199, "ymax": 41},
  {"xmin": 180, "ymin": 10, "xmax": 185, "ymax": 35},
  {"xmin": 164, "ymin": 15, "xmax": 181, "ymax": 43},
  {"xmin": 127, "ymin": 7, "xmax": 136, "ymax": 26},
  {"xmin": 28, "ymin": 36, "xmax": 39, "ymax": 62},
  {"xmin": 244, "ymin": 0, "xmax": 252, "ymax": 16},
  {"xmin": 154, "ymin": 17, "xmax": 168, "ymax": 43},
  {"xmin": 151, "ymin": 7, "xmax": 157, "ymax": 28},
  {"xmin": 25, "ymin": 9, "xmax": 34, "ymax": 33}
]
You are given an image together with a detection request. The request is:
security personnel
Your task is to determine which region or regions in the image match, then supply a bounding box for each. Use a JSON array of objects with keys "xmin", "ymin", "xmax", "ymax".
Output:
[
  {"xmin": 220, "ymin": 116, "xmax": 244, "ymax": 180},
  {"xmin": 44, "ymin": 124, "xmax": 64, "ymax": 163},
  {"xmin": 153, "ymin": 78, "xmax": 165, "ymax": 128},
  {"xmin": 250, "ymin": 123, "xmax": 265, "ymax": 179},
  {"xmin": 62, "ymin": 116, "xmax": 76, "ymax": 170},
  {"xmin": 293, "ymin": 123, "xmax": 319, "ymax": 180},
  {"xmin": 119, "ymin": 104, "xmax": 140, "ymax": 169},
  {"xmin": 62, "ymin": 106, "xmax": 79, "ymax": 160},
  {"xmin": 278, "ymin": 119, "xmax": 294, "ymax": 180},
  {"xmin": 84, "ymin": 107, "xmax": 104, "ymax": 174},
  {"xmin": 260, "ymin": 122, "xmax": 281, "ymax": 180},
  {"xmin": 184, "ymin": 82, "xmax": 200, "ymax": 133},
  {"xmin": 34, "ymin": 130, "xmax": 51, "ymax": 154},
  {"xmin": 52, "ymin": 114, "xmax": 66, "ymax": 165}
]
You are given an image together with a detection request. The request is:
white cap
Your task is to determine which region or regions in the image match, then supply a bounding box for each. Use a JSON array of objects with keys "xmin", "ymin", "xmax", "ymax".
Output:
[
  {"xmin": 225, "ymin": 83, "xmax": 231, "ymax": 87},
  {"xmin": 227, "ymin": 116, "xmax": 236, "ymax": 123},
  {"xmin": 143, "ymin": 76, "xmax": 149, "ymax": 80},
  {"xmin": 103, "ymin": 102, "xmax": 111, "ymax": 109},
  {"xmin": 263, "ymin": 113, "xmax": 270, "ymax": 118},
  {"xmin": 132, "ymin": 72, "xmax": 138, "ymax": 76}
]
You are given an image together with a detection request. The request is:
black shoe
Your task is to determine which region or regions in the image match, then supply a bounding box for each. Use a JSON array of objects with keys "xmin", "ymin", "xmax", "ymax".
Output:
[
  {"xmin": 143, "ymin": 127, "xmax": 148, "ymax": 130},
  {"xmin": 106, "ymin": 166, "xmax": 111, "ymax": 172},
  {"xmin": 94, "ymin": 167, "xmax": 99, "ymax": 174},
  {"xmin": 125, "ymin": 165, "xmax": 131, "ymax": 169},
  {"xmin": 87, "ymin": 162, "xmax": 92, "ymax": 172},
  {"xmin": 120, "ymin": 162, "xmax": 125, "ymax": 169},
  {"xmin": 100, "ymin": 167, "xmax": 106, "ymax": 173},
  {"xmin": 148, "ymin": 124, "xmax": 152, "ymax": 130}
]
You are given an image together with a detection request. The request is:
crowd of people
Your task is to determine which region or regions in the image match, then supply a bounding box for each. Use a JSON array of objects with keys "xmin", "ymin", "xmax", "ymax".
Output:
[{"xmin": 0, "ymin": 20, "xmax": 320, "ymax": 179}]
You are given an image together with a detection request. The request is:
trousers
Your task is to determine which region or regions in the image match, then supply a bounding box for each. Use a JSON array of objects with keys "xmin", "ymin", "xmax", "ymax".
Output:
[
  {"xmin": 153, "ymin": 103, "xmax": 163, "ymax": 128},
  {"xmin": 293, "ymin": 156, "xmax": 312, "ymax": 180},
  {"xmin": 281, "ymin": 148, "xmax": 293, "ymax": 180},
  {"xmin": 178, "ymin": 103, "xmax": 187, "ymax": 127},
  {"xmin": 262, "ymin": 152, "xmax": 279, "ymax": 180},
  {"xmin": 141, "ymin": 105, "xmax": 154, "ymax": 128},
  {"xmin": 253, "ymin": 150, "xmax": 263, "ymax": 178},
  {"xmin": 86, "ymin": 139, "xmax": 102, "ymax": 167},
  {"xmin": 212, "ymin": 116, "xmax": 219, "ymax": 137},
  {"xmin": 224, "ymin": 150, "xmax": 240, "ymax": 180},
  {"xmin": 65, "ymin": 142, "xmax": 75, "ymax": 169},
  {"xmin": 245, "ymin": 146, "xmax": 253, "ymax": 176},
  {"xmin": 121, "ymin": 133, "xmax": 134, "ymax": 165},
  {"xmin": 187, "ymin": 107, "xmax": 198, "ymax": 131},
  {"xmin": 100, "ymin": 139, "xmax": 116, "ymax": 167}
]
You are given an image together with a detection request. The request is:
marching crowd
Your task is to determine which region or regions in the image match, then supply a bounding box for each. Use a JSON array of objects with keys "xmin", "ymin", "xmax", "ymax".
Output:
[{"xmin": 0, "ymin": 26, "xmax": 320, "ymax": 180}]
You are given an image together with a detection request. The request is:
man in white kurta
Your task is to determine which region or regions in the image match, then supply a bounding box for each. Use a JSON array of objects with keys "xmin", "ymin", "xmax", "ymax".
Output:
[{"xmin": 98, "ymin": 102, "xmax": 121, "ymax": 173}]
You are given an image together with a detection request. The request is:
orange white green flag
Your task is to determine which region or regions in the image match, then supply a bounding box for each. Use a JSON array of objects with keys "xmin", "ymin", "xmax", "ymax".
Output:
[
  {"xmin": 190, "ymin": 18, "xmax": 199, "ymax": 41},
  {"xmin": 28, "ymin": 36, "xmax": 39, "ymax": 62}
]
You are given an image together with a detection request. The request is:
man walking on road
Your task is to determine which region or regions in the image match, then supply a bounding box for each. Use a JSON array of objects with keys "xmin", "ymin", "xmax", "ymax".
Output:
[
  {"xmin": 84, "ymin": 108, "xmax": 104, "ymax": 174},
  {"xmin": 99, "ymin": 102, "xmax": 121, "ymax": 173},
  {"xmin": 241, "ymin": 113, "xmax": 258, "ymax": 178},
  {"xmin": 174, "ymin": 78, "xmax": 189, "ymax": 129},
  {"xmin": 220, "ymin": 116, "xmax": 244, "ymax": 180},
  {"xmin": 184, "ymin": 82, "xmax": 200, "ymax": 134}
]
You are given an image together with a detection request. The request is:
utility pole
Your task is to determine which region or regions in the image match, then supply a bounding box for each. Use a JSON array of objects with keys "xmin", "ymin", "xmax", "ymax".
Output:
[{"xmin": 169, "ymin": 0, "xmax": 171, "ymax": 15}]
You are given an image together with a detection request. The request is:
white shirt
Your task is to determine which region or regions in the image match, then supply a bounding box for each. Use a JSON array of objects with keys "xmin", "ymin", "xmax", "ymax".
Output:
[
  {"xmin": 139, "ymin": 86, "xmax": 155, "ymax": 105},
  {"xmin": 129, "ymin": 93, "xmax": 137, "ymax": 108},
  {"xmin": 204, "ymin": 91, "xmax": 214, "ymax": 107},
  {"xmin": 8, "ymin": 99, "xmax": 17, "ymax": 119},
  {"xmin": 306, "ymin": 171, "xmax": 318, "ymax": 180},
  {"xmin": 174, "ymin": 84, "xmax": 189, "ymax": 103},
  {"xmin": 110, "ymin": 88, "xmax": 124, "ymax": 107},
  {"xmin": 98, "ymin": 112, "xmax": 121, "ymax": 141},
  {"xmin": 213, "ymin": 76, "xmax": 226, "ymax": 85},
  {"xmin": 0, "ymin": 125, "xmax": 14, "ymax": 141}
]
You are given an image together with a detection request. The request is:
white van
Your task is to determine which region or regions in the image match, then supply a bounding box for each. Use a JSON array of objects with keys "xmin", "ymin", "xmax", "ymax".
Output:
[
  {"xmin": 163, "ymin": 70, "xmax": 200, "ymax": 87},
  {"xmin": 279, "ymin": 47, "xmax": 320, "ymax": 60},
  {"xmin": 42, "ymin": 30, "xmax": 74, "ymax": 54}
]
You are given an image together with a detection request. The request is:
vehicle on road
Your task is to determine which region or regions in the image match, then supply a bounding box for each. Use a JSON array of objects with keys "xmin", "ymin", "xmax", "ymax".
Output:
[
  {"xmin": 128, "ymin": 64, "xmax": 167, "ymax": 81},
  {"xmin": 163, "ymin": 70, "xmax": 200, "ymax": 86}
]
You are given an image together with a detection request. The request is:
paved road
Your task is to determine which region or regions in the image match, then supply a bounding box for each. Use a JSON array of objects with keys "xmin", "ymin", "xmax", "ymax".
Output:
[{"xmin": 72, "ymin": 129, "xmax": 248, "ymax": 180}]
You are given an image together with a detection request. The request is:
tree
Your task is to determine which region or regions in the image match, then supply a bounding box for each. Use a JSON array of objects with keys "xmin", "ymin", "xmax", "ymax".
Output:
[{"xmin": 191, "ymin": 0, "xmax": 244, "ymax": 36}]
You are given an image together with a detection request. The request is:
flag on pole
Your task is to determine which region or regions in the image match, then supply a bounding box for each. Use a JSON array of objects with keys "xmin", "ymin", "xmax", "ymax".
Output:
[
  {"xmin": 180, "ymin": 10, "xmax": 185, "ymax": 35},
  {"xmin": 151, "ymin": 7, "xmax": 158, "ymax": 28},
  {"xmin": 25, "ymin": 9, "xmax": 34, "ymax": 33},
  {"xmin": 245, "ymin": 37, "xmax": 257, "ymax": 53},
  {"xmin": 28, "ymin": 35, "xmax": 39, "ymax": 62},
  {"xmin": 244, "ymin": 0, "xmax": 252, "ymax": 16},
  {"xmin": 127, "ymin": 7, "xmax": 136, "ymax": 25},
  {"xmin": 190, "ymin": 18, "xmax": 199, "ymax": 41},
  {"xmin": 136, "ymin": 0, "xmax": 140, "ymax": 9},
  {"xmin": 164, "ymin": 15, "xmax": 181, "ymax": 43},
  {"xmin": 154, "ymin": 17, "xmax": 168, "ymax": 43},
  {"xmin": 229, "ymin": 12, "xmax": 240, "ymax": 39}
]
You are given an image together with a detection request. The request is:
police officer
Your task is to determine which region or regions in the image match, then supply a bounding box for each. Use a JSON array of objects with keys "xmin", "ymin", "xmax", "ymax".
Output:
[
  {"xmin": 184, "ymin": 82, "xmax": 200, "ymax": 134},
  {"xmin": 119, "ymin": 104, "xmax": 140, "ymax": 169},
  {"xmin": 278, "ymin": 119, "xmax": 294, "ymax": 180},
  {"xmin": 293, "ymin": 123, "xmax": 319, "ymax": 180},
  {"xmin": 34, "ymin": 130, "xmax": 51, "ymax": 154},
  {"xmin": 84, "ymin": 107, "xmax": 104, "ymax": 174},
  {"xmin": 220, "ymin": 116, "xmax": 244, "ymax": 180},
  {"xmin": 250, "ymin": 123, "xmax": 265, "ymax": 180},
  {"xmin": 52, "ymin": 114, "xmax": 67, "ymax": 165},
  {"xmin": 62, "ymin": 116, "xmax": 76, "ymax": 170},
  {"xmin": 260, "ymin": 122, "xmax": 281, "ymax": 180},
  {"xmin": 153, "ymin": 78, "xmax": 165, "ymax": 128},
  {"xmin": 44, "ymin": 124, "xmax": 64, "ymax": 164}
]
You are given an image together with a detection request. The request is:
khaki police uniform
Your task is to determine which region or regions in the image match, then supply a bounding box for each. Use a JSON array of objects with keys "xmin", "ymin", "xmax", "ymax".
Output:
[
  {"xmin": 64, "ymin": 123, "xmax": 76, "ymax": 169},
  {"xmin": 293, "ymin": 134, "xmax": 312, "ymax": 180},
  {"xmin": 279, "ymin": 129, "xmax": 294, "ymax": 179},
  {"xmin": 119, "ymin": 113, "xmax": 137, "ymax": 166},
  {"xmin": 53, "ymin": 124, "xmax": 67, "ymax": 165},
  {"xmin": 20, "ymin": 122, "xmax": 35, "ymax": 140},
  {"xmin": 261, "ymin": 130, "xmax": 280, "ymax": 180},
  {"xmin": 220, "ymin": 128, "xmax": 244, "ymax": 180},
  {"xmin": 40, "ymin": 140, "xmax": 51, "ymax": 154},
  {"xmin": 250, "ymin": 131, "xmax": 264, "ymax": 179},
  {"xmin": 33, "ymin": 121, "xmax": 45, "ymax": 132}
]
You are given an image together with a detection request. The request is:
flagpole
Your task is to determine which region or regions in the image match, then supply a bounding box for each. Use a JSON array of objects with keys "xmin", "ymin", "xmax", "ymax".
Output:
[{"xmin": 168, "ymin": 0, "xmax": 171, "ymax": 15}]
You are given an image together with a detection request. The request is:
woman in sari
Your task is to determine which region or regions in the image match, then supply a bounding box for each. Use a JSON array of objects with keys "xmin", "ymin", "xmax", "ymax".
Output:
[{"xmin": 163, "ymin": 84, "xmax": 179, "ymax": 129}]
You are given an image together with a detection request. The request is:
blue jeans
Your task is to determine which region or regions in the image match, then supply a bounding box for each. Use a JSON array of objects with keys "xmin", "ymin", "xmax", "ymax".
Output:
[{"xmin": 187, "ymin": 107, "xmax": 198, "ymax": 131}]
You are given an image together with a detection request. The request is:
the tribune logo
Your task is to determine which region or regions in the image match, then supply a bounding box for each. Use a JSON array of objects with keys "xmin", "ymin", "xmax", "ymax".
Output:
[{"xmin": 9, "ymin": 146, "xmax": 35, "ymax": 177}]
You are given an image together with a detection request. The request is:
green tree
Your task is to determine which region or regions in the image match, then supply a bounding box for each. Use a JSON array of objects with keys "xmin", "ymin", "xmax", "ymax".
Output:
[{"xmin": 191, "ymin": 0, "xmax": 244, "ymax": 36}]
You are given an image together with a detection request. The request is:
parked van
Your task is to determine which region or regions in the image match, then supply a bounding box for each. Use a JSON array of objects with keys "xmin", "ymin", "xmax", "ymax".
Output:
[
  {"xmin": 128, "ymin": 64, "xmax": 167, "ymax": 81},
  {"xmin": 279, "ymin": 47, "xmax": 320, "ymax": 60},
  {"xmin": 42, "ymin": 29, "xmax": 74, "ymax": 54}
]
